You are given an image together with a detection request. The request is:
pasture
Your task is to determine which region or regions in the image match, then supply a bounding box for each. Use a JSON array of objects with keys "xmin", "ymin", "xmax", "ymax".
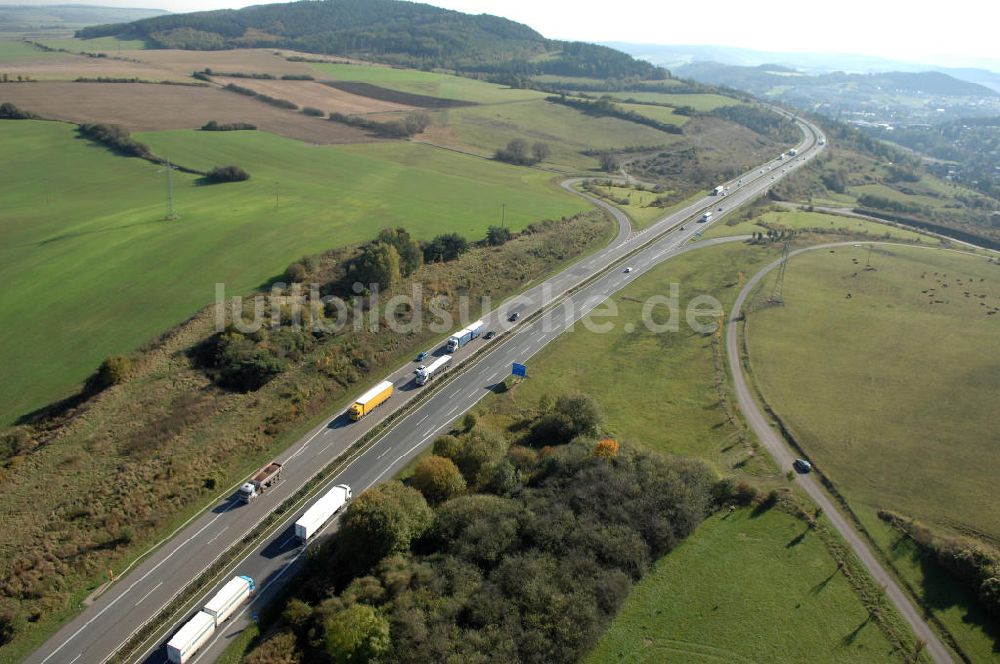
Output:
[
  {"xmin": 308, "ymin": 61, "xmax": 545, "ymax": 104},
  {"xmin": 745, "ymin": 245, "xmax": 1000, "ymax": 540},
  {"xmin": 213, "ymin": 76, "xmax": 416, "ymax": 114},
  {"xmin": 585, "ymin": 509, "xmax": 903, "ymax": 663},
  {"xmin": 0, "ymin": 121, "xmax": 586, "ymax": 425},
  {"xmin": 607, "ymin": 91, "xmax": 744, "ymax": 111},
  {"xmin": 702, "ymin": 209, "xmax": 936, "ymax": 243}
]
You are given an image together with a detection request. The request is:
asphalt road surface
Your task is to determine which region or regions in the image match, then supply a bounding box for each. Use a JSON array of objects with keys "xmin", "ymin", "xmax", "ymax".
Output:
[{"xmin": 29, "ymin": 115, "xmax": 823, "ymax": 664}]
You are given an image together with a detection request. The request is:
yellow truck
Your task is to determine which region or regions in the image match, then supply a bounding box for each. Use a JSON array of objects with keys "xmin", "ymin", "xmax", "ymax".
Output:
[{"xmin": 349, "ymin": 380, "xmax": 394, "ymax": 420}]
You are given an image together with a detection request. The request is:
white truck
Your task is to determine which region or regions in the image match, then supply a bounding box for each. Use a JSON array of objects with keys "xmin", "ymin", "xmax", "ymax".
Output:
[
  {"xmin": 294, "ymin": 484, "xmax": 352, "ymax": 541},
  {"xmin": 416, "ymin": 355, "xmax": 452, "ymax": 385},
  {"xmin": 166, "ymin": 576, "xmax": 255, "ymax": 664},
  {"xmin": 788, "ymin": 148, "xmax": 798, "ymax": 156},
  {"xmin": 446, "ymin": 319, "xmax": 484, "ymax": 352},
  {"xmin": 167, "ymin": 611, "xmax": 215, "ymax": 664},
  {"xmin": 713, "ymin": 185, "xmax": 725, "ymax": 196},
  {"xmin": 203, "ymin": 575, "xmax": 255, "ymax": 626},
  {"xmin": 699, "ymin": 211, "xmax": 713, "ymax": 223}
]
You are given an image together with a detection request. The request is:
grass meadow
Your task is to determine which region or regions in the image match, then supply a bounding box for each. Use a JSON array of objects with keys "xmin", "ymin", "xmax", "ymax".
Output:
[
  {"xmin": 744, "ymin": 244, "xmax": 1000, "ymax": 658},
  {"xmin": 745, "ymin": 245, "xmax": 1000, "ymax": 540},
  {"xmin": 0, "ymin": 121, "xmax": 586, "ymax": 425},
  {"xmin": 308, "ymin": 62, "xmax": 545, "ymax": 104},
  {"xmin": 703, "ymin": 209, "xmax": 937, "ymax": 243},
  {"xmin": 607, "ymin": 91, "xmax": 744, "ymax": 111},
  {"xmin": 585, "ymin": 509, "xmax": 903, "ymax": 663}
]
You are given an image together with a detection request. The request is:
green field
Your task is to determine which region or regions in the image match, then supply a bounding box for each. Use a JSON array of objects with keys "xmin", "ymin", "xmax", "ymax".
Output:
[
  {"xmin": 745, "ymin": 245, "xmax": 1000, "ymax": 540},
  {"xmin": 0, "ymin": 39, "xmax": 55, "ymax": 61},
  {"xmin": 309, "ymin": 62, "xmax": 544, "ymax": 104},
  {"xmin": 487, "ymin": 241, "xmax": 783, "ymax": 472},
  {"xmin": 585, "ymin": 509, "xmax": 903, "ymax": 663},
  {"xmin": 702, "ymin": 209, "xmax": 936, "ymax": 243},
  {"xmin": 607, "ymin": 92, "xmax": 743, "ymax": 111},
  {"xmin": 618, "ymin": 102, "xmax": 689, "ymax": 126},
  {"xmin": 0, "ymin": 121, "xmax": 587, "ymax": 425},
  {"xmin": 35, "ymin": 36, "xmax": 147, "ymax": 51},
  {"xmin": 430, "ymin": 98, "xmax": 686, "ymax": 170},
  {"xmin": 576, "ymin": 183, "xmax": 704, "ymax": 230}
]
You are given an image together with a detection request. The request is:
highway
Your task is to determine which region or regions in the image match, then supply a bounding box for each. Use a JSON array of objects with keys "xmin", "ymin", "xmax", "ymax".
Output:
[{"xmin": 28, "ymin": 114, "xmax": 822, "ymax": 664}]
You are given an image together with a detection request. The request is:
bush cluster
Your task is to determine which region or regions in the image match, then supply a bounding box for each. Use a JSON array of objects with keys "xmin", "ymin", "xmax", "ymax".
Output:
[
  {"xmin": 250, "ymin": 402, "xmax": 718, "ymax": 663},
  {"xmin": 0, "ymin": 102, "xmax": 37, "ymax": 120},
  {"xmin": 201, "ymin": 120, "xmax": 256, "ymax": 131},
  {"xmin": 205, "ymin": 165, "xmax": 251, "ymax": 183},
  {"xmin": 546, "ymin": 95, "xmax": 683, "ymax": 134},
  {"xmin": 328, "ymin": 111, "xmax": 431, "ymax": 138},
  {"xmin": 494, "ymin": 138, "xmax": 550, "ymax": 166},
  {"xmin": 77, "ymin": 123, "xmax": 154, "ymax": 160}
]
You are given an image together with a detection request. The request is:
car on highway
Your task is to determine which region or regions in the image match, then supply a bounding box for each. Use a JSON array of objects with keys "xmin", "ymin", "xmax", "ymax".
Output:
[
  {"xmin": 717, "ymin": 206, "xmax": 723, "ymax": 211},
  {"xmin": 415, "ymin": 351, "xmax": 428, "ymax": 362},
  {"xmin": 793, "ymin": 458, "xmax": 812, "ymax": 473},
  {"xmin": 623, "ymin": 267, "xmax": 633, "ymax": 273},
  {"xmin": 508, "ymin": 311, "xmax": 520, "ymax": 322},
  {"xmin": 484, "ymin": 330, "xmax": 496, "ymax": 340}
]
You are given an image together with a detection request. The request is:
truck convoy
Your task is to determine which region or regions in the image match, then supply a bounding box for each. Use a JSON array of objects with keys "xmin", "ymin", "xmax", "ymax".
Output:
[
  {"xmin": 238, "ymin": 461, "xmax": 283, "ymax": 503},
  {"xmin": 447, "ymin": 319, "xmax": 485, "ymax": 352},
  {"xmin": 349, "ymin": 380, "xmax": 393, "ymax": 420},
  {"xmin": 166, "ymin": 575, "xmax": 255, "ymax": 664},
  {"xmin": 416, "ymin": 355, "xmax": 452, "ymax": 385},
  {"xmin": 294, "ymin": 484, "xmax": 352, "ymax": 541}
]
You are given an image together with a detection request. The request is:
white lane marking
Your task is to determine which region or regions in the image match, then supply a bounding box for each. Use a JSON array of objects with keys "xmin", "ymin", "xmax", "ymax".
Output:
[
  {"xmin": 134, "ymin": 582, "xmax": 162, "ymax": 607},
  {"xmin": 68, "ymin": 654, "xmax": 82, "ymax": 664},
  {"xmin": 206, "ymin": 526, "xmax": 229, "ymax": 546},
  {"xmin": 376, "ymin": 447, "xmax": 393, "ymax": 460},
  {"xmin": 278, "ymin": 534, "xmax": 297, "ymax": 549},
  {"xmin": 416, "ymin": 414, "xmax": 429, "ymax": 426},
  {"xmin": 316, "ymin": 441, "xmax": 334, "ymax": 457}
]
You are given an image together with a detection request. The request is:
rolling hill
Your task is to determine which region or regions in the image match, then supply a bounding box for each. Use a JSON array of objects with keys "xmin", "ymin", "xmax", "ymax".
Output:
[{"xmin": 76, "ymin": 0, "xmax": 666, "ymax": 79}]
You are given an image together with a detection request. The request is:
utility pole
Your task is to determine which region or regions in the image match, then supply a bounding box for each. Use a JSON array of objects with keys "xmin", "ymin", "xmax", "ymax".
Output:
[
  {"xmin": 500, "ymin": 203, "xmax": 506, "ymax": 229},
  {"xmin": 768, "ymin": 239, "xmax": 791, "ymax": 305},
  {"xmin": 865, "ymin": 244, "xmax": 874, "ymax": 269},
  {"xmin": 163, "ymin": 158, "xmax": 177, "ymax": 221}
]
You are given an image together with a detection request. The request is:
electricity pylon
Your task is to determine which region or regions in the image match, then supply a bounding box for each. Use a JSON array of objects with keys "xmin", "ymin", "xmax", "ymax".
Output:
[{"xmin": 768, "ymin": 239, "xmax": 792, "ymax": 305}]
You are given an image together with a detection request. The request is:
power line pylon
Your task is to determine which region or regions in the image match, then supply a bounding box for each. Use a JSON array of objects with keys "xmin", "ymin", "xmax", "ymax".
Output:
[{"xmin": 768, "ymin": 239, "xmax": 792, "ymax": 305}]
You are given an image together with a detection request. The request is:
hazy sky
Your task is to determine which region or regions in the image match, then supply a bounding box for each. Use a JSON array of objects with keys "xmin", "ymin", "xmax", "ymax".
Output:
[{"xmin": 18, "ymin": 0, "xmax": 1000, "ymax": 68}]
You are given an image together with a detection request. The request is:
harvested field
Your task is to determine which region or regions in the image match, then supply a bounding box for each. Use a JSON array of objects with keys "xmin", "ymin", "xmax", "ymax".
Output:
[
  {"xmin": 0, "ymin": 50, "xmax": 184, "ymax": 81},
  {"xmin": 0, "ymin": 81, "xmax": 371, "ymax": 143},
  {"xmin": 107, "ymin": 47, "xmax": 320, "ymax": 78},
  {"xmin": 215, "ymin": 76, "xmax": 415, "ymax": 114}
]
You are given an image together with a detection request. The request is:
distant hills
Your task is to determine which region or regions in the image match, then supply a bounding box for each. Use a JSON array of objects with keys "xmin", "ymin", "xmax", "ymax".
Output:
[
  {"xmin": 0, "ymin": 4, "xmax": 168, "ymax": 35},
  {"xmin": 76, "ymin": 0, "xmax": 666, "ymax": 79},
  {"xmin": 605, "ymin": 42, "xmax": 1000, "ymax": 93},
  {"xmin": 672, "ymin": 62, "xmax": 997, "ymax": 98}
]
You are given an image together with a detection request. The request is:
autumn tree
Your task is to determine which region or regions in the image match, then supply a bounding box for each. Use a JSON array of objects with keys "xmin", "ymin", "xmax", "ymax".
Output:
[
  {"xmin": 351, "ymin": 241, "xmax": 401, "ymax": 290},
  {"xmin": 340, "ymin": 481, "xmax": 433, "ymax": 563},
  {"xmin": 322, "ymin": 604, "xmax": 390, "ymax": 664},
  {"xmin": 377, "ymin": 227, "xmax": 423, "ymax": 276},
  {"xmin": 594, "ymin": 438, "xmax": 620, "ymax": 460},
  {"xmin": 411, "ymin": 455, "xmax": 466, "ymax": 504}
]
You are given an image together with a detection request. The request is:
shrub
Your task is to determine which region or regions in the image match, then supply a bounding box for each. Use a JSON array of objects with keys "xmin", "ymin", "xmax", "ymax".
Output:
[
  {"xmin": 302, "ymin": 106, "xmax": 326, "ymax": 117},
  {"xmin": 205, "ymin": 165, "xmax": 250, "ymax": 183},
  {"xmin": 411, "ymin": 455, "xmax": 466, "ymax": 504},
  {"xmin": 77, "ymin": 123, "xmax": 153, "ymax": 160},
  {"xmin": 85, "ymin": 355, "xmax": 132, "ymax": 393},
  {"xmin": 0, "ymin": 102, "xmax": 38, "ymax": 120},
  {"xmin": 322, "ymin": 604, "xmax": 389, "ymax": 664},
  {"xmin": 201, "ymin": 120, "xmax": 256, "ymax": 131}
]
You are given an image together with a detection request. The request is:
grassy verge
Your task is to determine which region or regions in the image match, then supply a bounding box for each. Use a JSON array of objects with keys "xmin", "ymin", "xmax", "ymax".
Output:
[{"xmin": 703, "ymin": 209, "xmax": 936, "ymax": 243}]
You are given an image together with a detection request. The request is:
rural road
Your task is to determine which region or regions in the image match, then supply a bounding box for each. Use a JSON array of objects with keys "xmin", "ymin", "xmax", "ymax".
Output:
[
  {"xmin": 28, "ymin": 114, "xmax": 823, "ymax": 664},
  {"xmin": 726, "ymin": 241, "xmax": 957, "ymax": 664}
]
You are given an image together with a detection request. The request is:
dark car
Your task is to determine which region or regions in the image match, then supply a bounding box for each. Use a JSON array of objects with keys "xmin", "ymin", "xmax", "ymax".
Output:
[
  {"xmin": 508, "ymin": 311, "xmax": 520, "ymax": 322},
  {"xmin": 484, "ymin": 330, "xmax": 496, "ymax": 340},
  {"xmin": 793, "ymin": 458, "xmax": 812, "ymax": 473},
  {"xmin": 415, "ymin": 351, "xmax": 428, "ymax": 362}
]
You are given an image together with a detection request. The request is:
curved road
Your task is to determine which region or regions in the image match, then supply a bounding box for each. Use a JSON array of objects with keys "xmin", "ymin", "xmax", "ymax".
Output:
[
  {"xmin": 726, "ymin": 241, "xmax": 960, "ymax": 664},
  {"xmin": 29, "ymin": 115, "xmax": 823, "ymax": 664}
]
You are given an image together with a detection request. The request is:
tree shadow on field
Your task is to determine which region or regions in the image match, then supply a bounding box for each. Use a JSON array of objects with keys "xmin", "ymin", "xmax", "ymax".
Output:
[
  {"xmin": 809, "ymin": 566, "xmax": 840, "ymax": 595},
  {"xmin": 840, "ymin": 614, "xmax": 872, "ymax": 646},
  {"xmin": 786, "ymin": 527, "xmax": 809, "ymax": 548}
]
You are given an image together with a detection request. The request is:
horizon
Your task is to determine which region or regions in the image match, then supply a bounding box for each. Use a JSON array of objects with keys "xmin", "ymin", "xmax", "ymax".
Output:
[{"xmin": 5, "ymin": 0, "xmax": 1000, "ymax": 71}]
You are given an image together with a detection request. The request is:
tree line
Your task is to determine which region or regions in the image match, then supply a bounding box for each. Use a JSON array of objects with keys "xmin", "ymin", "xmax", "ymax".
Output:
[{"xmin": 545, "ymin": 95, "xmax": 683, "ymax": 135}]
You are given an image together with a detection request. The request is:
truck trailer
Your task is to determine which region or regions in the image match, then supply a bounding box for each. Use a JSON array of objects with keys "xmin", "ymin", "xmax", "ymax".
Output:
[
  {"xmin": 203, "ymin": 575, "xmax": 255, "ymax": 627},
  {"xmin": 294, "ymin": 484, "xmax": 352, "ymax": 541},
  {"xmin": 167, "ymin": 611, "xmax": 215, "ymax": 664},
  {"xmin": 415, "ymin": 355, "xmax": 452, "ymax": 385},
  {"xmin": 447, "ymin": 320, "xmax": 484, "ymax": 352},
  {"xmin": 167, "ymin": 575, "xmax": 255, "ymax": 663},
  {"xmin": 238, "ymin": 462, "xmax": 283, "ymax": 503},
  {"xmin": 713, "ymin": 185, "xmax": 725, "ymax": 196},
  {"xmin": 349, "ymin": 380, "xmax": 393, "ymax": 420}
]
